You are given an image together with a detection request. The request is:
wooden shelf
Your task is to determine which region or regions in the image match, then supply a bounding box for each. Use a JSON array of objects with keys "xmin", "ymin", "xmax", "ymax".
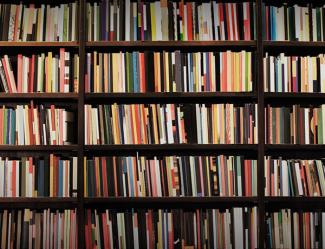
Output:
[
  {"xmin": 85, "ymin": 144, "xmax": 258, "ymax": 157},
  {"xmin": 264, "ymin": 93, "xmax": 325, "ymax": 105},
  {"xmin": 84, "ymin": 197, "xmax": 258, "ymax": 209},
  {"xmin": 0, "ymin": 198, "xmax": 78, "ymax": 209},
  {"xmin": 85, "ymin": 41, "xmax": 257, "ymax": 50},
  {"xmin": 265, "ymin": 144, "xmax": 325, "ymax": 158},
  {"xmin": 0, "ymin": 41, "xmax": 79, "ymax": 47},
  {"xmin": 265, "ymin": 197, "xmax": 325, "ymax": 211},
  {"xmin": 0, "ymin": 93, "xmax": 79, "ymax": 102},
  {"xmin": 0, "ymin": 145, "xmax": 78, "ymax": 152},
  {"xmin": 263, "ymin": 41, "xmax": 325, "ymax": 54},
  {"xmin": 85, "ymin": 92, "xmax": 257, "ymax": 104}
]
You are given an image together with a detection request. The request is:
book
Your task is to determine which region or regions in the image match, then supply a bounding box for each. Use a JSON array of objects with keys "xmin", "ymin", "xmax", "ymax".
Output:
[
  {"xmin": 0, "ymin": 102, "xmax": 76, "ymax": 145},
  {"xmin": 265, "ymin": 157, "xmax": 325, "ymax": 197},
  {"xmin": 85, "ymin": 50, "xmax": 253, "ymax": 93},
  {"xmin": 263, "ymin": 3, "xmax": 310, "ymax": 41},
  {"xmin": 0, "ymin": 155, "xmax": 77, "ymax": 197},
  {"xmin": 0, "ymin": 49, "xmax": 79, "ymax": 93},
  {"xmin": 0, "ymin": 209, "xmax": 78, "ymax": 248},
  {"xmin": 86, "ymin": 1, "xmax": 256, "ymax": 41},
  {"xmin": 85, "ymin": 207, "xmax": 258, "ymax": 249},
  {"xmin": 85, "ymin": 103, "xmax": 258, "ymax": 145},
  {"xmin": 84, "ymin": 155, "xmax": 257, "ymax": 197},
  {"xmin": 0, "ymin": 3, "xmax": 79, "ymax": 41},
  {"xmin": 266, "ymin": 210, "xmax": 325, "ymax": 249},
  {"xmin": 264, "ymin": 53, "xmax": 325, "ymax": 93},
  {"xmin": 265, "ymin": 104, "xmax": 325, "ymax": 144}
]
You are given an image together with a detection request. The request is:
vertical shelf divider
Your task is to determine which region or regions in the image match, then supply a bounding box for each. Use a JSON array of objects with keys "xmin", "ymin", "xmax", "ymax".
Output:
[
  {"xmin": 77, "ymin": 0, "xmax": 86, "ymax": 247},
  {"xmin": 257, "ymin": 0, "xmax": 266, "ymax": 248}
]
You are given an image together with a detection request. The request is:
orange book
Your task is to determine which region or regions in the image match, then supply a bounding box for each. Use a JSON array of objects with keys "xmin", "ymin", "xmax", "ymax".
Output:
[
  {"xmin": 222, "ymin": 52, "xmax": 227, "ymax": 91},
  {"xmin": 101, "ymin": 157, "xmax": 108, "ymax": 197}
]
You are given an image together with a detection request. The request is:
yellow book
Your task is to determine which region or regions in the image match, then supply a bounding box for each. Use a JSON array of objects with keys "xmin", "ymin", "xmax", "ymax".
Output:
[
  {"xmin": 47, "ymin": 52, "xmax": 53, "ymax": 93},
  {"xmin": 112, "ymin": 53, "xmax": 118, "ymax": 93},
  {"xmin": 150, "ymin": 3, "xmax": 156, "ymax": 40},
  {"xmin": 104, "ymin": 53, "xmax": 108, "ymax": 93}
]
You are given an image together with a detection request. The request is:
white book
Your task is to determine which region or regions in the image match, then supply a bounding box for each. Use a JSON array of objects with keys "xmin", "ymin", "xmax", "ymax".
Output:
[
  {"xmin": 125, "ymin": 0, "xmax": 130, "ymax": 41},
  {"xmin": 16, "ymin": 105, "xmax": 25, "ymax": 145},
  {"xmin": 270, "ymin": 56, "xmax": 275, "ymax": 92},
  {"xmin": 274, "ymin": 160, "xmax": 278, "ymax": 195},
  {"xmin": 321, "ymin": 57, "xmax": 325, "ymax": 93},
  {"xmin": 316, "ymin": 160, "xmax": 325, "ymax": 195},
  {"xmin": 8, "ymin": 5, "xmax": 17, "ymax": 41},
  {"xmin": 294, "ymin": 5, "xmax": 301, "ymax": 41},
  {"xmin": 155, "ymin": 2, "xmax": 162, "ymax": 40},
  {"xmin": 0, "ymin": 159, "xmax": 4, "ymax": 197},
  {"xmin": 196, "ymin": 104, "xmax": 202, "ymax": 143},
  {"xmin": 159, "ymin": 106, "xmax": 166, "ymax": 144},
  {"xmin": 281, "ymin": 160, "xmax": 289, "ymax": 196},
  {"xmin": 213, "ymin": 2, "xmax": 219, "ymax": 40},
  {"xmin": 295, "ymin": 162, "xmax": 304, "ymax": 195}
]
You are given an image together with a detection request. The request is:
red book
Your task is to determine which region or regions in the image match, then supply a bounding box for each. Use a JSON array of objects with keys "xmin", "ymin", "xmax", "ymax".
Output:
[
  {"xmin": 17, "ymin": 54, "xmax": 23, "ymax": 93},
  {"xmin": 225, "ymin": 4, "xmax": 231, "ymax": 40},
  {"xmin": 219, "ymin": 4, "xmax": 225, "ymax": 39},
  {"xmin": 244, "ymin": 3, "xmax": 251, "ymax": 40},
  {"xmin": 139, "ymin": 53, "xmax": 146, "ymax": 92},
  {"xmin": 60, "ymin": 48, "xmax": 65, "ymax": 92},
  {"xmin": 29, "ymin": 55, "xmax": 35, "ymax": 92},
  {"xmin": 187, "ymin": 3, "xmax": 193, "ymax": 40},
  {"xmin": 102, "ymin": 213, "xmax": 110, "ymax": 249}
]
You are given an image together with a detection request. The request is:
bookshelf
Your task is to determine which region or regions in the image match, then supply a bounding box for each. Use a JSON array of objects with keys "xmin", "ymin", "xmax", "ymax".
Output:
[{"xmin": 0, "ymin": 0, "xmax": 324, "ymax": 248}]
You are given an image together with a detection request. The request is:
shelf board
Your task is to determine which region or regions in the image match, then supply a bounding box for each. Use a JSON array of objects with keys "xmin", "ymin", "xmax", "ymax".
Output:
[
  {"xmin": 85, "ymin": 41, "xmax": 256, "ymax": 50},
  {"xmin": 264, "ymin": 93, "xmax": 325, "ymax": 105},
  {"xmin": 0, "ymin": 198, "xmax": 78, "ymax": 209},
  {"xmin": 263, "ymin": 41, "xmax": 325, "ymax": 54},
  {"xmin": 265, "ymin": 197, "xmax": 325, "ymax": 211},
  {"xmin": 85, "ymin": 144, "xmax": 258, "ymax": 157},
  {"xmin": 0, "ymin": 93, "xmax": 79, "ymax": 102},
  {"xmin": 0, "ymin": 145, "xmax": 79, "ymax": 152},
  {"xmin": 84, "ymin": 197, "xmax": 258, "ymax": 209},
  {"xmin": 85, "ymin": 92, "xmax": 257, "ymax": 104},
  {"xmin": 0, "ymin": 41, "xmax": 79, "ymax": 47},
  {"xmin": 265, "ymin": 144, "xmax": 325, "ymax": 158}
]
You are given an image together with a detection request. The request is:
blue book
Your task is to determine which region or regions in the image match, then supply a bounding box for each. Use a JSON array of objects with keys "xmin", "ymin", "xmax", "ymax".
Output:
[{"xmin": 58, "ymin": 160, "xmax": 63, "ymax": 197}]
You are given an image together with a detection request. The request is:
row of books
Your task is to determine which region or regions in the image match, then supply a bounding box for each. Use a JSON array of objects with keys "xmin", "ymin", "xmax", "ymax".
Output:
[
  {"xmin": 265, "ymin": 158, "xmax": 325, "ymax": 197},
  {"xmin": 0, "ymin": 209, "xmax": 77, "ymax": 249},
  {"xmin": 264, "ymin": 53, "xmax": 325, "ymax": 93},
  {"xmin": 266, "ymin": 210, "xmax": 325, "ymax": 249},
  {"xmin": 265, "ymin": 105, "xmax": 325, "ymax": 144},
  {"xmin": 263, "ymin": 5, "xmax": 310, "ymax": 41},
  {"xmin": 84, "ymin": 104, "xmax": 258, "ymax": 145},
  {"xmin": 0, "ymin": 3, "xmax": 78, "ymax": 42},
  {"xmin": 85, "ymin": 51, "xmax": 253, "ymax": 93},
  {"xmin": 85, "ymin": 208, "xmax": 258, "ymax": 249},
  {"xmin": 84, "ymin": 156, "xmax": 257, "ymax": 198},
  {"xmin": 0, "ymin": 49, "xmax": 79, "ymax": 93},
  {"xmin": 0, "ymin": 155, "xmax": 77, "ymax": 198},
  {"xmin": 0, "ymin": 104, "xmax": 75, "ymax": 145},
  {"xmin": 87, "ymin": 1, "xmax": 256, "ymax": 42}
]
